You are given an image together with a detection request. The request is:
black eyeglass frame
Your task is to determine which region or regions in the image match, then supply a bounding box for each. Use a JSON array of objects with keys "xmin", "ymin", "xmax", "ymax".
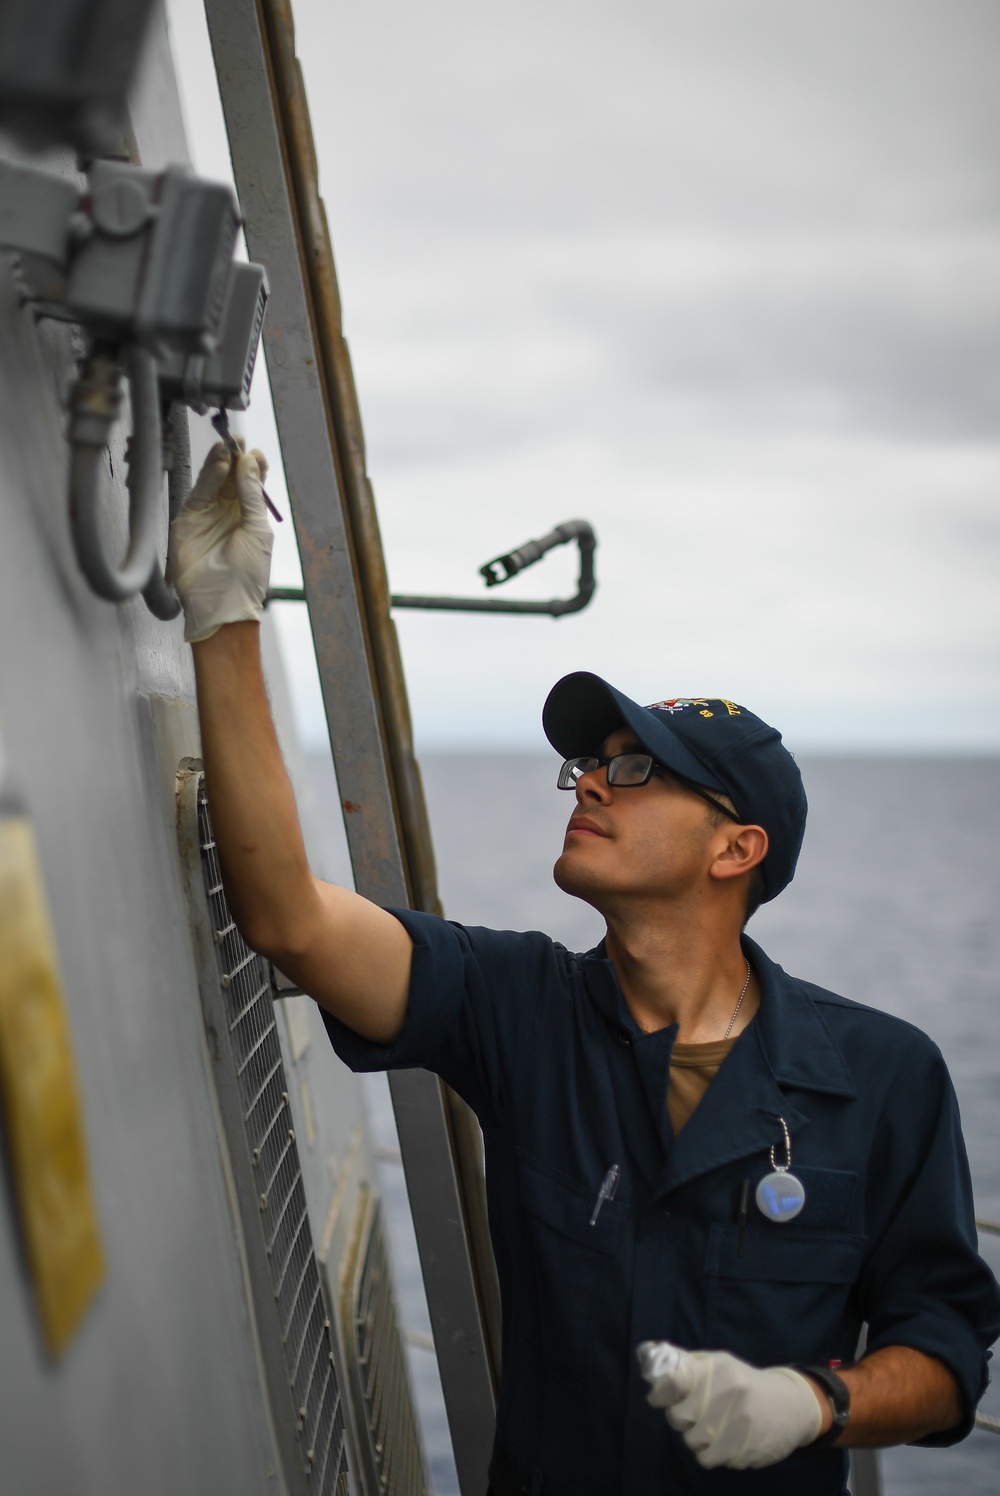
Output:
[{"xmin": 557, "ymin": 753, "xmax": 744, "ymax": 822}]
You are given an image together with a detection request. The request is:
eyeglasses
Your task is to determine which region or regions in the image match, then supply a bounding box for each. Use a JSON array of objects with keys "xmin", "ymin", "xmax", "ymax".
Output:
[{"xmin": 557, "ymin": 753, "xmax": 742, "ymax": 821}]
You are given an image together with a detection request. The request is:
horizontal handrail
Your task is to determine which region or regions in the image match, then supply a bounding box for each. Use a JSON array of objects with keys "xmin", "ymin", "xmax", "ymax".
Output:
[
  {"xmin": 267, "ymin": 519, "xmax": 597, "ymax": 618},
  {"xmin": 974, "ymin": 1217, "xmax": 999, "ymax": 1431}
]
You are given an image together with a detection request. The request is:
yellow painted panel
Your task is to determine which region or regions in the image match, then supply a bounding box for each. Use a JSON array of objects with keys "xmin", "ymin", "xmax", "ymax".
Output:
[{"xmin": 0, "ymin": 814, "xmax": 105, "ymax": 1356}]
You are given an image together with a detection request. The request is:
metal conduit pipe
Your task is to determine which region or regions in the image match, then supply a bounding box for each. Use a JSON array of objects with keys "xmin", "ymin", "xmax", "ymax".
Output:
[
  {"xmin": 140, "ymin": 558, "xmax": 180, "ymax": 619},
  {"xmin": 68, "ymin": 344, "xmax": 164, "ymax": 603},
  {"xmin": 165, "ymin": 401, "xmax": 193, "ymax": 516},
  {"xmin": 140, "ymin": 401, "xmax": 190, "ymax": 621}
]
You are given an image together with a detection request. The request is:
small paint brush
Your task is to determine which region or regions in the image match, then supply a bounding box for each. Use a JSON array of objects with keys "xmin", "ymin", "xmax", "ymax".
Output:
[{"xmin": 211, "ymin": 409, "xmax": 283, "ymax": 523}]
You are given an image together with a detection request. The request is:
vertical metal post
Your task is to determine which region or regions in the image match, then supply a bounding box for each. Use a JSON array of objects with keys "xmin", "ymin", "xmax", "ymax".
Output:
[
  {"xmin": 848, "ymin": 1451, "xmax": 884, "ymax": 1496},
  {"xmin": 848, "ymin": 1332, "xmax": 883, "ymax": 1496},
  {"xmin": 200, "ymin": 1, "xmax": 499, "ymax": 1490}
]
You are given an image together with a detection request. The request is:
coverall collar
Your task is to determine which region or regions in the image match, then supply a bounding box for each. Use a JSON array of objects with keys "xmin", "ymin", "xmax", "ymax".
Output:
[{"xmin": 582, "ymin": 933, "xmax": 857, "ymax": 1197}]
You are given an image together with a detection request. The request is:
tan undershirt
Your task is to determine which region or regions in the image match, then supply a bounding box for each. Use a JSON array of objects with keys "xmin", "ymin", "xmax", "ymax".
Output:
[{"xmin": 667, "ymin": 1036, "xmax": 738, "ymax": 1135}]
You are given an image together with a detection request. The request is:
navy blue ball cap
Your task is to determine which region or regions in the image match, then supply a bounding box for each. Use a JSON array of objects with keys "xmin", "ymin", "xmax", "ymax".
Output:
[{"xmin": 542, "ymin": 672, "xmax": 807, "ymax": 902}]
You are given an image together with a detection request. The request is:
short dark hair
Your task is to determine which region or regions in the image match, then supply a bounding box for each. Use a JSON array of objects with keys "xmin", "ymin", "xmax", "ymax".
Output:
[{"xmin": 703, "ymin": 796, "xmax": 767, "ymax": 925}]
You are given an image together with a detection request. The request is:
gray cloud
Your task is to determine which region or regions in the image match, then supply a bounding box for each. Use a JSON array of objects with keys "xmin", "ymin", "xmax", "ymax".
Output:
[
  {"xmin": 169, "ymin": 0, "xmax": 1000, "ymax": 747},
  {"xmin": 311, "ymin": 0, "xmax": 1000, "ymax": 237}
]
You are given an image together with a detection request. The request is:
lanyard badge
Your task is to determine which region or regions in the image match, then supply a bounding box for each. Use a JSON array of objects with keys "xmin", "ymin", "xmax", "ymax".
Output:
[{"xmin": 755, "ymin": 1116, "xmax": 806, "ymax": 1222}]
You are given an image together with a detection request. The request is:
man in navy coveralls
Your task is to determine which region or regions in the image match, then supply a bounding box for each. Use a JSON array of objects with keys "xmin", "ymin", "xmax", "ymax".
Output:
[{"xmin": 174, "ymin": 442, "xmax": 1000, "ymax": 1494}]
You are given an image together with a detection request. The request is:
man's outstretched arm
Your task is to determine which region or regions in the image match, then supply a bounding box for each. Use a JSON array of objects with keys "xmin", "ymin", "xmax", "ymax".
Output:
[
  {"xmin": 174, "ymin": 443, "xmax": 412, "ymax": 1045},
  {"xmin": 192, "ymin": 622, "xmax": 412, "ymax": 1043}
]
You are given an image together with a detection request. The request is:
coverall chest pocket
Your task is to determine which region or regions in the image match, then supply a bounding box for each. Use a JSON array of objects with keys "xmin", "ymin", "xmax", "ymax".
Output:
[
  {"xmin": 516, "ymin": 1151, "xmax": 626, "ymax": 1375},
  {"xmin": 703, "ymin": 1222, "xmax": 867, "ymax": 1368}
]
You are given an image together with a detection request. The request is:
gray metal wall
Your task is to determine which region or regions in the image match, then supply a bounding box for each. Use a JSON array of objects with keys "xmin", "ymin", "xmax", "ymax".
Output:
[{"xmin": 0, "ymin": 11, "xmax": 387, "ymax": 1493}]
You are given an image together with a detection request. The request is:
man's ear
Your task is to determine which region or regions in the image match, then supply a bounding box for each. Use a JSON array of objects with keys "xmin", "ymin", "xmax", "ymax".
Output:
[{"xmin": 709, "ymin": 824, "xmax": 768, "ymax": 884}]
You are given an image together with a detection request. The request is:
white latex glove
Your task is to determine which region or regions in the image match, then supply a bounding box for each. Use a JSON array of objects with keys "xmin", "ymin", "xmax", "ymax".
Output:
[
  {"xmin": 637, "ymin": 1340, "xmax": 823, "ymax": 1470},
  {"xmin": 168, "ymin": 441, "xmax": 273, "ymax": 643}
]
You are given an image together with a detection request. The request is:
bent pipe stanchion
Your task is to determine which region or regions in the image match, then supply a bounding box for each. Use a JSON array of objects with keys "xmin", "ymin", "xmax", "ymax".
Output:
[
  {"xmin": 268, "ymin": 520, "xmax": 597, "ymax": 618},
  {"xmin": 68, "ymin": 345, "xmax": 165, "ymax": 604}
]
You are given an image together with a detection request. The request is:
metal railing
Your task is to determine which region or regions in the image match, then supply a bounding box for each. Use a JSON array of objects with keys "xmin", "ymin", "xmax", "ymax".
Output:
[
  {"xmin": 269, "ymin": 518, "xmax": 597, "ymax": 618},
  {"xmin": 974, "ymin": 1218, "xmax": 1000, "ymax": 1433}
]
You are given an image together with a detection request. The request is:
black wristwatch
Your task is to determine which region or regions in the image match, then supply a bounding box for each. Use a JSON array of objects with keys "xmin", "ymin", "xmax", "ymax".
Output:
[{"xmin": 792, "ymin": 1364, "xmax": 851, "ymax": 1446}]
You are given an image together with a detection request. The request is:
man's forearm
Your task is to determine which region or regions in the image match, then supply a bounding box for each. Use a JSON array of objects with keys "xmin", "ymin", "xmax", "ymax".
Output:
[
  {"xmin": 189, "ymin": 620, "xmax": 412, "ymax": 1040},
  {"xmin": 172, "ymin": 450, "xmax": 412, "ymax": 1040},
  {"xmin": 191, "ymin": 621, "xmax": 314, "ymax": 954},
  {"xmin": 808, "ymin": 1346, "xmax": 964, "ymax": 1448}
]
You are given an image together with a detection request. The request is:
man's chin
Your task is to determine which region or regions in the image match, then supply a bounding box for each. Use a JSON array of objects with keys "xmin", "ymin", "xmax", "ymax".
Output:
[{"xmin": 553, "ymin": 850, "xmax": 607, "ymax": 904}]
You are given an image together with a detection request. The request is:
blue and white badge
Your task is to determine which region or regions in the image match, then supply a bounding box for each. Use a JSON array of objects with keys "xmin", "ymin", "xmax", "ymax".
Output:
[{"xmin": 755, "ymin": 1116, "xmax": 806, "ymax": 1223}]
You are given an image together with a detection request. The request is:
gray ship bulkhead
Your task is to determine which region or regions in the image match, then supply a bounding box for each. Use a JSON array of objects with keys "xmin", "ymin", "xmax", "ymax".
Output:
[{"xmin": 0, "ymin": 11, "xmax": 424, "ymax": 1495}]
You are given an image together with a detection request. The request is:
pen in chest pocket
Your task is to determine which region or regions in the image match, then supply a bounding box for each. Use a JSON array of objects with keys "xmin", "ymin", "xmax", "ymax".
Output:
[
  {"xmin": 737, "ymin": 1178, "xmax": 751, "ymax": 1257},
  {"xmin": 590, "ymin": 1164, "xmax": 621, "ymax": 1226}
]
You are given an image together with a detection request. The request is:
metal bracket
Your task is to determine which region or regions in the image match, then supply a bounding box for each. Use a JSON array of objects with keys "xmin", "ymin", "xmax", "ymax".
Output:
[{"xmin": 268, "ymin": 519, "xmax": 597, "ymax": 618}]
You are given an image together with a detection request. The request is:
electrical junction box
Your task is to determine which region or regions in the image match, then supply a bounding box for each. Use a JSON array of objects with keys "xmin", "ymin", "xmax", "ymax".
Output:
[
  {"xmin": 67, "ymin": 161, "xmax": 241, "ymax": 353},
  {"xmin": 157, "ymin": 261, "xmax": 269, "ymax": 412},
  {"xmin": 0, "ymin": 158, "xmax": 241, "ymax": 355},
  {"xmin": 0, "ymin": 154, "xmax": 268, "ymax": 608},
  {"xmin": 0, "ymin": 0, "xmax": 159, "ymax": 155}
]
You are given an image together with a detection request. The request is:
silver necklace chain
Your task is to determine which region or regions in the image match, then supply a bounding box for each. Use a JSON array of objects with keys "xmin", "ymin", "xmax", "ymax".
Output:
[{"xmin": 723, "ymin": 958, "xmax": 752, "ymax": 1040}]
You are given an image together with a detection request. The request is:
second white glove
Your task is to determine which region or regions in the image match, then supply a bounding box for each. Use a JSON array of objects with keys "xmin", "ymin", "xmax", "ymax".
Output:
[
  {"xmin": 638, "ymin": 1340, "xmax": 823, "ymax": 1469},
  {"xmin": 168, "ymin": 441, "xmax": 273, "ymax": 643}
]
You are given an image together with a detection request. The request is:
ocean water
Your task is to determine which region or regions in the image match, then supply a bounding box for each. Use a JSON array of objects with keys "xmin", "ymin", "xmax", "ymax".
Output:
[{"xmin": 305, "ymin": 753, "xmax": 1000, "ymax": 1495}]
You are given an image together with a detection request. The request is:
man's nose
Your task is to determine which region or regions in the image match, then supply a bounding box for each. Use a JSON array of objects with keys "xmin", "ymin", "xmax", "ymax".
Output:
[{"xmin": 575, "ymin": 766, "xmax": 612, "ymax": 803}]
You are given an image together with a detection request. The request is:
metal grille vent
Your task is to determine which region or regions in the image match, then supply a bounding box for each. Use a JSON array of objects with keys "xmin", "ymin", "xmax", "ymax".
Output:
[
  {"xmin": 197, "ymin": 780, "xmax": 350, "ymax": 1496},
  {"xmin": 344, "ymin": 1193, "xmax": 429, "ymax": 1496},
  {"xmin": 243, "ymin": 279, "xmax": 266, "ymax": 400}
]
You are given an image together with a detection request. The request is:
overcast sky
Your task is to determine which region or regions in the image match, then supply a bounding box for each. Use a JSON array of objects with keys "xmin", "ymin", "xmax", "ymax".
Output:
[{"xmin": 166, "ymin": 0, "xmax": 1000, "ymax": 751}]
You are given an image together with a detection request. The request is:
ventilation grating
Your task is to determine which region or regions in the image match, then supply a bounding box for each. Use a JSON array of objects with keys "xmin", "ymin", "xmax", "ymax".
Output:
[
  {"xmin": 243, "ymin": 278, "xmax": 266, "ymax": 402},
  {"xmin": 196, "ymin": 779, "xmax": 350, "ymax": 1496},
  {"xmin": 343, "ymin": 1192, "xmax": 429, "ymax": 1496}
]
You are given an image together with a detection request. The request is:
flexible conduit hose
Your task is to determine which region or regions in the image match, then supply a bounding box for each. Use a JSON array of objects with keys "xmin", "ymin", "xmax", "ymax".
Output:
[{"xmin": 68, "ymin": 346, "xmax": 164, "ymax": 603}]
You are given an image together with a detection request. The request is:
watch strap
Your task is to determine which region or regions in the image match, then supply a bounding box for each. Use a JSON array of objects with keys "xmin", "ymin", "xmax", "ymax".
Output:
[{"xmin": 792, "ymin": 1363, "xmax": 851, "ymax": 1447}]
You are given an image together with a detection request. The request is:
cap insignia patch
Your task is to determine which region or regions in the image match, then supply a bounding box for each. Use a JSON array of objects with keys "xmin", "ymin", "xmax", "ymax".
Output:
[
  {"xmin": 646, "ymin": 698, "xmax": 743, "ymax": 717},
  {"xmin": 645, "ymin": 698, "xmax": 709, "ymax": 714}
]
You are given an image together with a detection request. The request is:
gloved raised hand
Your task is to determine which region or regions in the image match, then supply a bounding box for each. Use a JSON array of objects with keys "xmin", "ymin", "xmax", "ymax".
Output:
[
  {"xmin": 637, "ymin": 1340, "xmax": 823, "ymax": 1469},
  {"xmin": 168, "ymin": 441, "xmax": 273, "ymax": 643}
]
